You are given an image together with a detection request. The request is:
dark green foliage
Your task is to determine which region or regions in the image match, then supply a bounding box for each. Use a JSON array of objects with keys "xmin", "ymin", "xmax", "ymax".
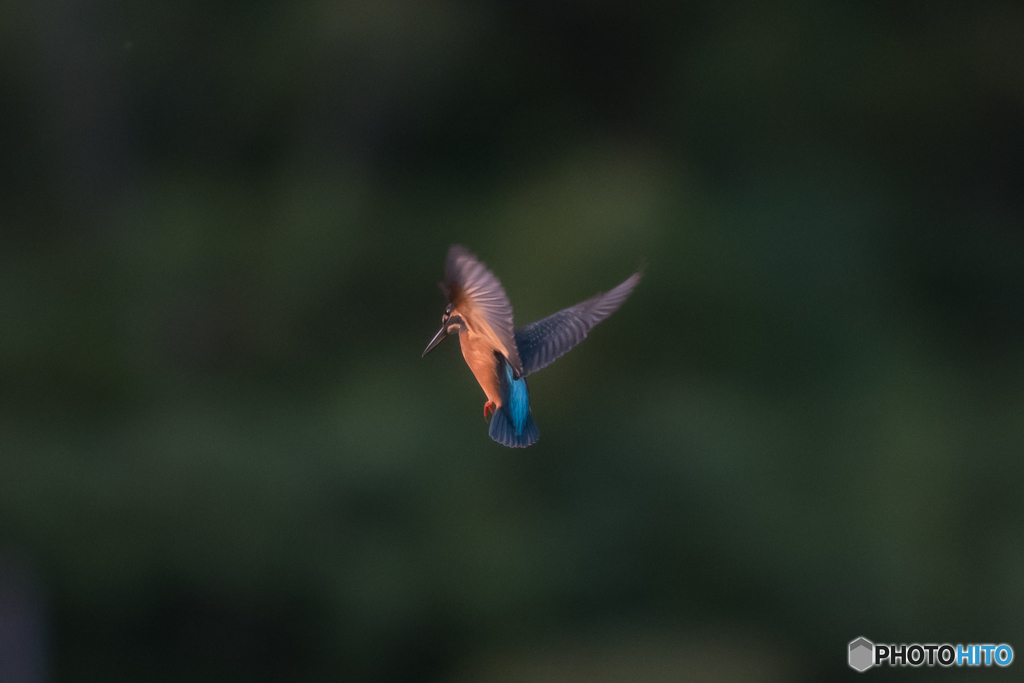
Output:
[{"xmin": 1, "ymin": 0, "xmax": 1022, "ymax": 680}]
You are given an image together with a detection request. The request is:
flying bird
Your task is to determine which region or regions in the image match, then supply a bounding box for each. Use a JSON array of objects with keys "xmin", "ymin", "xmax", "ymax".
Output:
[{"xmin": 422, "ymin": 245, "xmax": 641, "ymax": 448}]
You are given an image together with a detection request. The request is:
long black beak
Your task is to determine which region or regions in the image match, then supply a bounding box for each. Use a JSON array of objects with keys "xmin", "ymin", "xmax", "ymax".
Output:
[{"xmin": 422, "ymin": 325, "xmax": 448, "ymax": 357}]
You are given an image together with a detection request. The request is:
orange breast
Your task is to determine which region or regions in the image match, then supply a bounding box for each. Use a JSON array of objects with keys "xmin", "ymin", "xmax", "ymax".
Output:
[{"xmin": 458, "ymin": 328, "xmax": 503, "ymax": 406}]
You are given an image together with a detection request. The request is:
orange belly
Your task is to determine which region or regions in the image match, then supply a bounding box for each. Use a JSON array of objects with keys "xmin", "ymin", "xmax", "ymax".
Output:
[{"xmin": 458, "ymin": 329, "xmax": 502, "ymax": 406}]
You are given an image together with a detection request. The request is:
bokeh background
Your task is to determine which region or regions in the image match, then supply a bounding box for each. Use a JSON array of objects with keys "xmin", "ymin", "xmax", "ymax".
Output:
[{"xmin": 1, "ymin": 0, "xmax": 1023, "ymax": 681}]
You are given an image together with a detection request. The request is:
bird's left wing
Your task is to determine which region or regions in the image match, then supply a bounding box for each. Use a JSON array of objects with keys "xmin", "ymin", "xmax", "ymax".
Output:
[
  {"xmin": 514, "ymin": 272, "xmax": 641, "ymax": 376},
  {"xmin": 445, "ymin": 245, "xmax": 524, "ymax": 376}
]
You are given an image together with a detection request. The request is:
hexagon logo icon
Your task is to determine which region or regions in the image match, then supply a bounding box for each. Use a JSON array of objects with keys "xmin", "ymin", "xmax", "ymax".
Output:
[{"xmin": 849, "ymin": 637, "xmax": 874, "ymax": 672}]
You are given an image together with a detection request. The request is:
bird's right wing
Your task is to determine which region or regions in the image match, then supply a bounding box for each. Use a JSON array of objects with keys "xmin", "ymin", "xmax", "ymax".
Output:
[
  {"xmin": 514, "ymin": 272, "xmax": 641, "ymax": 376},
  {"xmin": 445, "ymin": 245, "xmax": 524, "ymax": 376}
]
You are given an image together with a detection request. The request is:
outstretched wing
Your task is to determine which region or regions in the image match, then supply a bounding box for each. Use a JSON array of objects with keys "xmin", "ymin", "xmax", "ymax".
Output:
[
  {"xmin": 445, "ymin": 245, "xmax": 524, "ymax": 376},
  {"xmin": 514, "ymin": 272, "xmax": 641, "ymax": 376}
]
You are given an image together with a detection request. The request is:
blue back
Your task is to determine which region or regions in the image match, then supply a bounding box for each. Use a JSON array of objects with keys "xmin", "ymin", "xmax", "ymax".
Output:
[{"xmin": 504, "ymin": 361, "xmax": 530, "ymax": 435}]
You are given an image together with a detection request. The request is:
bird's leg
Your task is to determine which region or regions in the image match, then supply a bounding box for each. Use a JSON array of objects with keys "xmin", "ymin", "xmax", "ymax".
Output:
[{"xmin": 484, "ymin": 401, "xmax": 497, "ymax": 420}]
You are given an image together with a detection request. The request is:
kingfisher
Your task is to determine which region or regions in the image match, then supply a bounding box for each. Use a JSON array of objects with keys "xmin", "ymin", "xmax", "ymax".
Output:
[{"xmin": 422, "ymin": 245, "xmax": 641, "ymax": 448}]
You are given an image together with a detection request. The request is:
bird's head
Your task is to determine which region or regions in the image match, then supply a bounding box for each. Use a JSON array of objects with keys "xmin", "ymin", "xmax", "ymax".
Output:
[{"xmin": 422, "ymin": 304, "xmax": 463, "ymax": 357}]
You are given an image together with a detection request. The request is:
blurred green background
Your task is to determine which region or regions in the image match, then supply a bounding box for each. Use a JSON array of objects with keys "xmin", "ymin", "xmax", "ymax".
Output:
[{"xmin": 1, "ymin": 0, "xmax": 1023, "ymax": 681}]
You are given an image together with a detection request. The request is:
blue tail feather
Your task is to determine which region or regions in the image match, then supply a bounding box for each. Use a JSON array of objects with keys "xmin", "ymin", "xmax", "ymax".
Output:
[
  {"xmin": 489, "ymin": 406, "xmax": 539, "ymax": 448},
  {"xmin": 487, "ymin": 359, "xmax": 539, "ymax": 448}
]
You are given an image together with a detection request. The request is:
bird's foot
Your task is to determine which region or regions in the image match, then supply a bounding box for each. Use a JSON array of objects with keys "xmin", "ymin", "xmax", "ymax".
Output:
[{"xmin": 484, "ymin": 401, "xmax": 497, "ymax": 420}]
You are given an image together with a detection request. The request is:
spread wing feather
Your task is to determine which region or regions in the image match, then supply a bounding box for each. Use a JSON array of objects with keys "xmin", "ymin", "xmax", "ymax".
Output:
[
  {"xmin": 445, "ymin": 245, "xmax": 524, "ymax": 376},
  {"xmin": 514, "ymin": 272, "xmax": 641, "ymax": 376}
]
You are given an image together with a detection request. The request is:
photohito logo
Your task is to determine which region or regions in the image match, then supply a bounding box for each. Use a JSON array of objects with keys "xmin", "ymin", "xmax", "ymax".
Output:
[
  {"xmin": 848, "ymin": 637, "xmax": 1014, "ymax": 672},
  {"xmin": 849, "ymin": 638, "xmax": 874, "ymax": 672}
]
